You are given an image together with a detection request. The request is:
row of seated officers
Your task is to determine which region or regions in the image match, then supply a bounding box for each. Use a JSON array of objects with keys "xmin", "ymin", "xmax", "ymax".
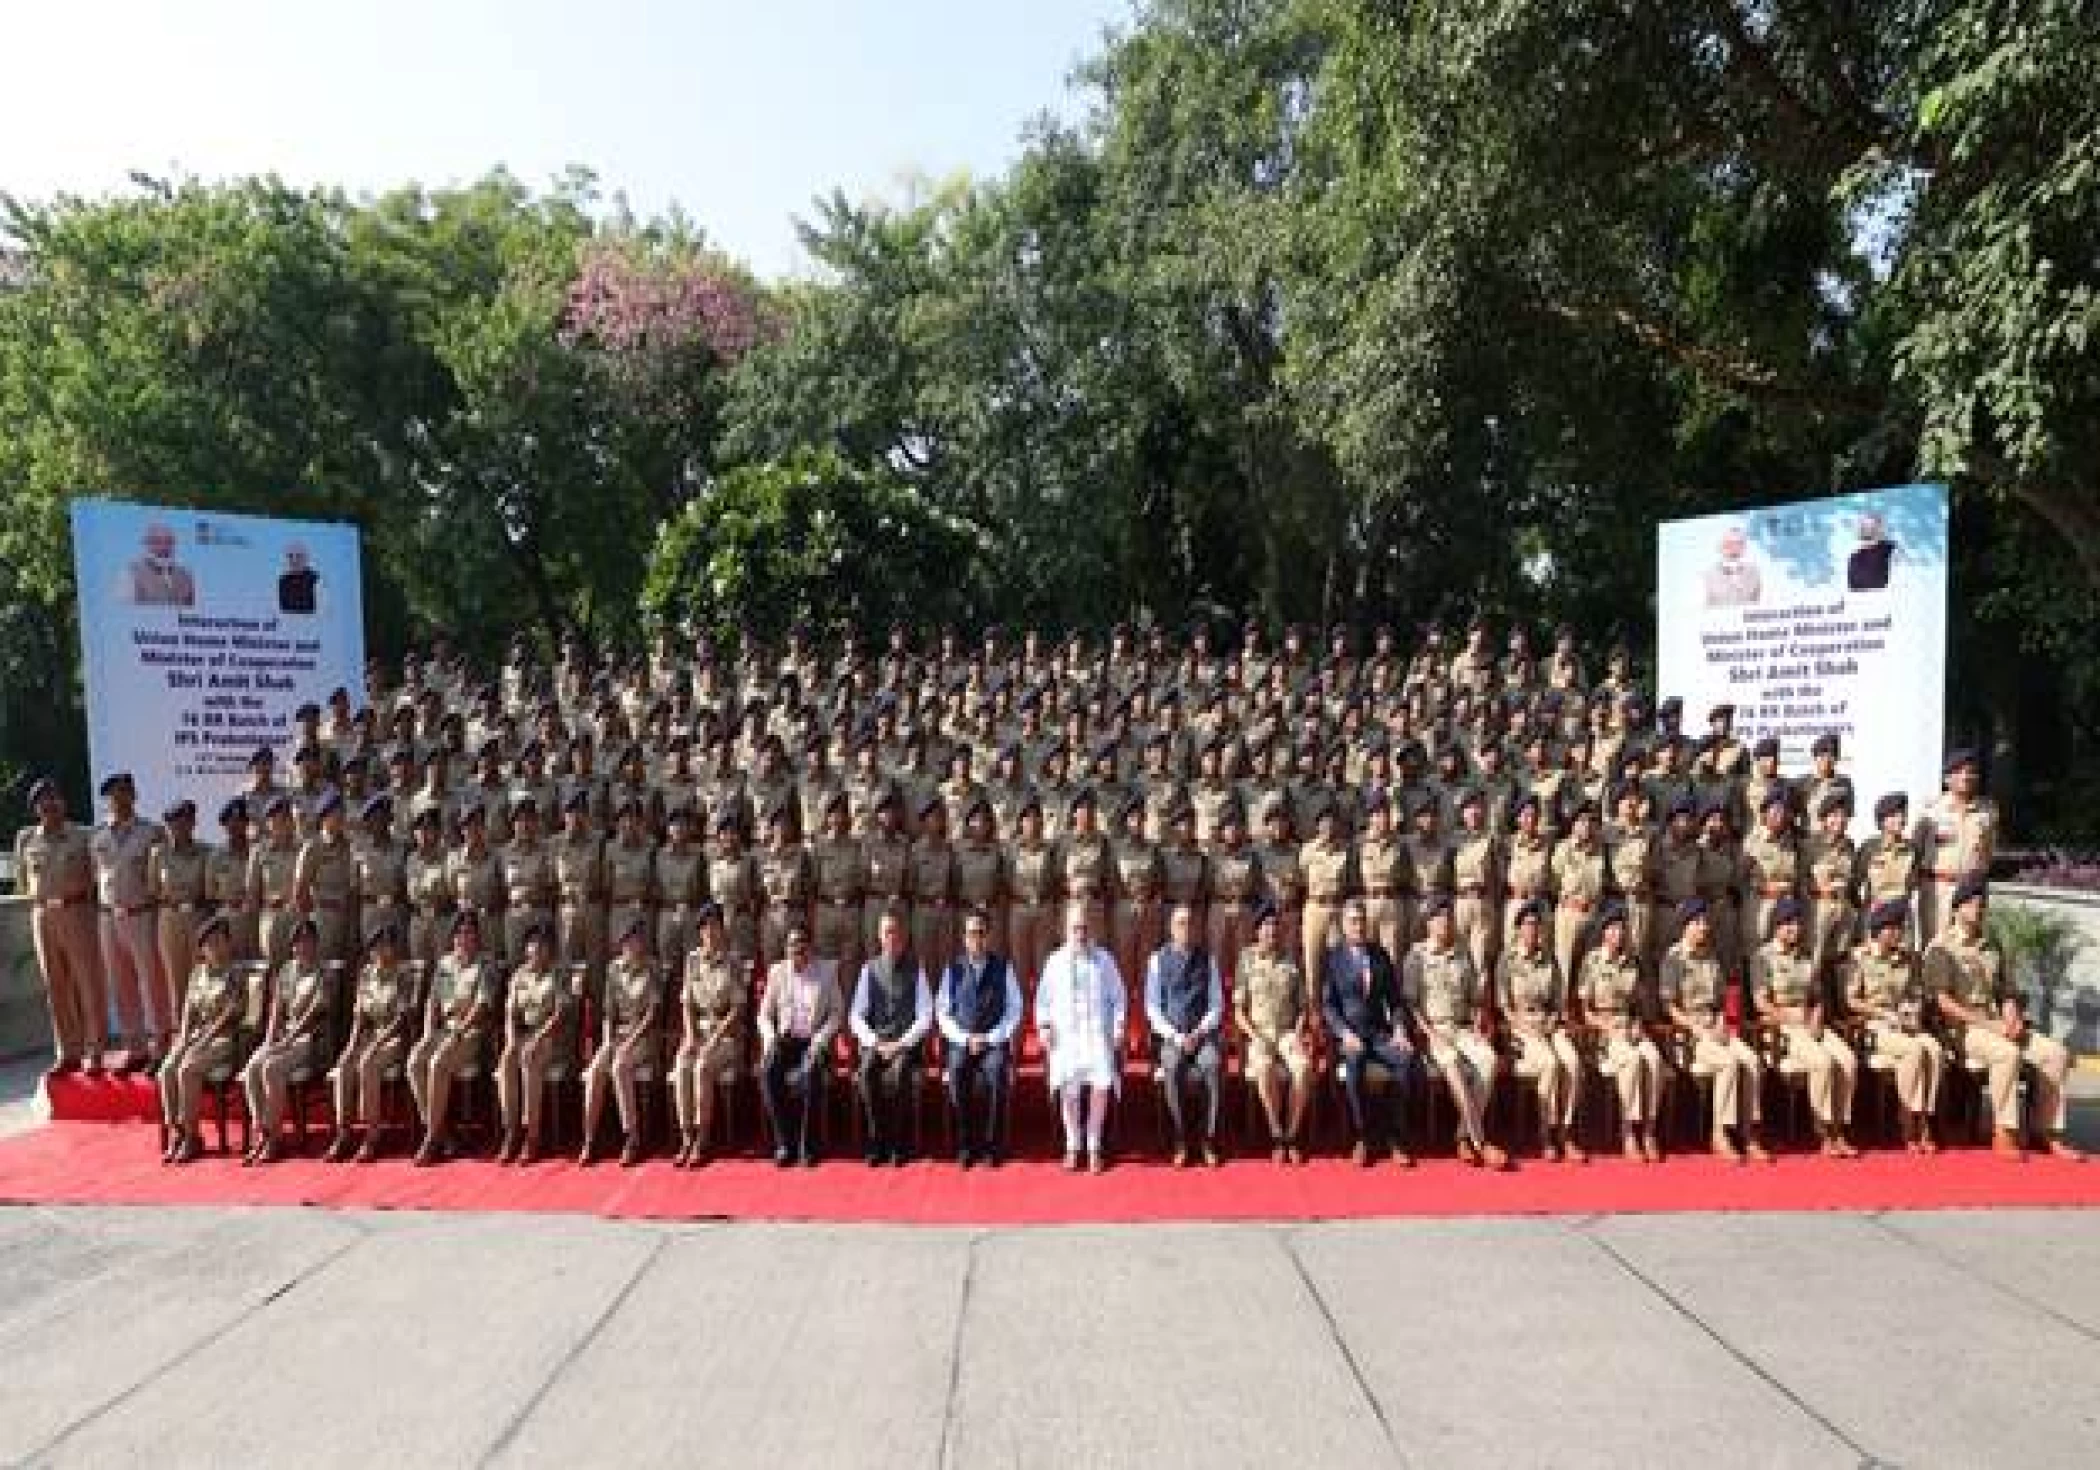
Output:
[{"xmin": 154, "ymin": 877, "xmax": 2081, "ymax": 1171}]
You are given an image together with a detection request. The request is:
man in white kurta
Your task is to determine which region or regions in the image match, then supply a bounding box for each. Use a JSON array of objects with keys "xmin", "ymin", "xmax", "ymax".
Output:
[{"xmin": 1035, "ymin": 903, "xmax": 1126, "ymax": 1172}]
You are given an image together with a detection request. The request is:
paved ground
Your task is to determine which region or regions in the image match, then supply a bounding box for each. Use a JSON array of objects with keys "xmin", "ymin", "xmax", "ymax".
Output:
[{"xmin": 2, "ymin": 1056, "xmax": 2097, "ymax": 1468}]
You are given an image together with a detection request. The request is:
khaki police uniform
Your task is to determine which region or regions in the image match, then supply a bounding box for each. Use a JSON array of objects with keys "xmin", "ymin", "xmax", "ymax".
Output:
[
  {"xmin": 94, "ymin": 815, "xmax": 167, "ymax": 1049},
  {"xmin": 1924, "ymin": 921, "xmax": 2071, "ymax": 1138},
  {"xmin": 243, "ymin": 957, "xmax": 332, "ymax": 1137},
  {"xmin": 496, "ymin": 960, "xmax": 569, "ymax": 1148},
  {"xmin": 408, "ymin": 951, "xmax": 498, "ymax": 1141},
  {"xmin": 673, "ymin": 946, "xmax": 747, "ymax": 1144},
  {"xmin": 15, "ymin": 821, "xmax": 104, "ymax": 1066},
  {"xmin": 583, "ymin": 954, "xmax": 661, "ymax": 1149},
  {"xmin": 1754, "ymin": 937, "xmax": 1855, "ymax": 1129},
  {"xmin": 333, "ymin": 959, "xmax": 413, "ymax": 1131},
  {"xmin": 159, "ymin": 960, "xmax": 240, "ymax": 1134},
  {"xmin": 1500, "ymin": 938, "xmax": 1582, "ymax": 1136},
  {"xmin": 1844, "ymin": 940, "xmax": 1943, "ymax": 1121},
  {"xmin": 1402, "ymin": 937, "xmax": 1495, "ymax": 1149},
  {"xmin": 149, "ymin": 837, "xmax": 211, "ymax": 1015},
  {"xmin": 1579, "ymin": 944, "xmax": 1662, "ymax": 1131},
  {"xmin": 1660, "ymin": 939, "xmax": 1762, "ymax": 1138},
  {"xmin": 294, "ymin": 829, "xmax": 358, "ymax": 966}
]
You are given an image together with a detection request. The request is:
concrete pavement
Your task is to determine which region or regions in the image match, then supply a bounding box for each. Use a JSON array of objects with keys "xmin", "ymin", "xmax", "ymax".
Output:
[{"xmin": 0, "ymin": 1204, "xmax": 2095, "ymax": 1468}]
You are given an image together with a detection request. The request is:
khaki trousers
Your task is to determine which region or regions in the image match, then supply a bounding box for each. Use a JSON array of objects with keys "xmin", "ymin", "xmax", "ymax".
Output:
[
  {"xmin": 1866, "ymin": 1022, "xmax": 1944, "ymax": 1115},
  {"xmin": 1205, "ymin": 907, "xmax": 1249, "ymax": 983},
  {"xmin": 672, "ymin": 1033, "xmax": 742, "ymax": 1136},
  {"xmin": 408, "ymin": 1027, "xmax": 483, "ymax": 1134},
  {"xmin": 1300, "ymin": 901, "xmax": 1344, "ymax": 1000},
  {"xmin": 100, "ymin": 909, "xmax": 163, "ymax": 1045},
  {"xmin": 1453, "ymin": 896, "xmax": 1497, "ymax": 981},
  {"xmin": 1007, "ymin": 902, "xmax": 1054, "ymax": 989},
  {"xmin": 1511, "ymin": 1023, "xmax": 1582, "ymax": 1128},
  {"xmin": 31, "ymin": 904, "xmax": 101, "ymax": 1064},
  {"xmin": 496, "ymin": 1031, "xmax": 558, "ymax": 1141},
  {"xmin": 156, "ymin": 908, "xmax": 200, "ymax": 1019},
  {"xmin": 1425, "ymin": 1022, "xmax": 1495, "ymax": 1147},
  {"xmin": 1600, "ymin": 1028, "xmax": 1664, "ymax": 1125},
  {"xmin": 158, "ymin": 1034, "xmax": 234, "ymax": 1130},
  {"xmin": 1779, "ymin": 1024, "xmax": 1857, "ymax": 1126},
  {"xmin": 584, "ymin": 1030, "xmax": 659, "ymax": 1139},
  {"xmin": 1363, "ymin": 897, "xmax": 1406, "ymax": 960},
  {"xmin": 1688, "ymin": 1028, "xmax": 1762, "ymax": 1131},
  {"xmin": 1963, "ymin": 1025, "xmax": 2070, "ymax": 1134},
  {"xmin": 814, "ymin": 901, "xmax": 861, "ymax": 989},
  {"xmin": 242, "ymin": 1033, "xmax": 317, "ymax": 1134},
  {"xmin": 333, "ymin": 1034, "xmax": 405, "ymax": 1127}
]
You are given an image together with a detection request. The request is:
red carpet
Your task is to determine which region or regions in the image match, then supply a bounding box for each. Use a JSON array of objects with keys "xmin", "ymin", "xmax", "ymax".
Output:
[{"xmin": 3, "ymin": 1117, "xmax": 2096, "ymax": 1224}]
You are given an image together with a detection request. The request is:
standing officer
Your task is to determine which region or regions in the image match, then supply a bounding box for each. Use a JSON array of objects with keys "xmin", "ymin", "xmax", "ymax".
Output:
[
  {"xmin": 671, "ymin": 902, "xmax": 746, "ymax": 1167},
  {"xmin": 403, "ymin": 807, "xmax": 452, "ymax": 971},
  {"xmin": 811, "ymin": 790, "xmax": 868, "ymax": 987},
  {"xmin": 1203, "ymin": 800, "xmax": 1262, "ymax": 974},
  {"xmin": 1004, "ymin": 796, "xmax": 1058, "ymax": 987},
  {"xmin": 498, "ymin": 796, "xmax": 558, "ymax": 962},
  {"xmin": 208, "ymin": 796, "xmax": 258, "ymax": 963},
  {"xmin": 93, "ymin": 772, "xmax": 166, "ymax": 1068},
  {"xmin": 1355, "ymin": 792, "xmax": 1406, "ymax": 958},
  {"xmin": 148, "ymin": 800, "xmax": 211, "ymax": 1019},
  {"xmin": 553, "ymin": 789, "xmax": 607, "ymax": 976},
  {"xmin": 1449, "ymin": 788, "xmax": 1503, "ymax": 982},
  {"xmin": 1854, "ymin": 793, "xmax": 1920, "ymax": 937},
  {"xmin": 603, "ymin": 795, "xmax": 659, "ymax": 961},
  {"xmin": 292, "ymin": 791, "xmax": 357, "ymax": 967},
  {"xmin": 13, "ymin": 777, "xmax": 103, "ymax": 1075},
  {"xmin": 1914, "ymin": 750, "xmax": 1995, "ymax": 946},
  {"xmin": 906, "ymin": 797, "xmax": 958, "ymax": 974},
  {"xmin": 352, "ymin": 795, "xmax": 407, "ymax": 953},
  {"xmin": 1235, "ymin": 901, "xmax": 1314, "ymax": 1161},
  {"xmin": 1739, "ymin": 792, "xmax": 1801, "ymax": 952},
  {"xmin": 248, "ymin": 794, "xmax": 304, "ymax": 972},
  {"xmin": 1298, "ymin": 800, "xmax": 1354, "ymax": 998},
  {"xmin": 849, "ymin": 908, "xmax": 933, "ymax": 1165},
  {"xmin": 1802, "ymin": 793, "xmax": 1857, "ymax": 983},
  {"xmin": 1550, "ymin": 800, "xmax": 1608, "ymax": 986},
  {"xmin": 652, "ymin": 804, "xmax": 708, "ymax": 964}
]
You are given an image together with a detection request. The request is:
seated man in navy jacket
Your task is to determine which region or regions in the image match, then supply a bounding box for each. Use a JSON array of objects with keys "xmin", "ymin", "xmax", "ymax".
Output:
[
  {"xmin": 936, "ymin": 907, "xmax": 1023, "ymax": 1166},
  {"xmin": 1321, "ymin": 897, "xmax": 1424, "ymax": 1166}
]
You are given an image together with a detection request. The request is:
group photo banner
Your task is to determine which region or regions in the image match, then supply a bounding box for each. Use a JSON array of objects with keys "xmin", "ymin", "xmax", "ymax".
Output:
[
  {"xmin": 1655, "ymin": 483, "xmax": 1949, "ymax": 835},
  {"xmin": 70, "ymin": 498, "xmax": 366, "ymax": 817}
]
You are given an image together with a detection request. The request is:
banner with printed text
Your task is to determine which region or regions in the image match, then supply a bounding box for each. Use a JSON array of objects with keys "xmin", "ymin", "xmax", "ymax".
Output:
[
  {"xmin": 1655, "ymin": 483, "xmax": 1948, "ymax": 835},
  {"xmin": 70, "ymin": 498, "xmax": 365, "ymax": 816}
]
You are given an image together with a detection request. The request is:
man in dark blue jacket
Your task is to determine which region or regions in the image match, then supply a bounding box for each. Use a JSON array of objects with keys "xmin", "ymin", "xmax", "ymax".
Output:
[{"xmin": 1321, "ymin": 898, "xmax": 1423, "ymax": 1166}]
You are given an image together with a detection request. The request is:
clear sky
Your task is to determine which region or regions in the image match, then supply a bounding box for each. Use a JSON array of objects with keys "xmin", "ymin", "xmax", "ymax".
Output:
[{"xmin": 0, "ymin": 0, "xmax": 1131, "ymax": 277}]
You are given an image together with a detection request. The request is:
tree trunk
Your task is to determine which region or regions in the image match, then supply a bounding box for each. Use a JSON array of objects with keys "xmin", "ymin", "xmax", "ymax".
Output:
[{"xmin": 2007, "ymin": 480, "xmax": 2100, "ymax": 594}]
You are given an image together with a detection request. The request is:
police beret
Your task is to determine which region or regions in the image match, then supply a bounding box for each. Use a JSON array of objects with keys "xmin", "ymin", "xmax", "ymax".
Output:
[
  {"xmin": 289, "ymin": 915, "xmax": 320, "ymax": 945},
  {"xmin": 387, "ymin": 745, "xmax": 417, "ymax": 765},
  {"xmin": 459, "ymin": 803, "xmax": 486, "ymax": 826},
  {"xmin": 1458, "ymin": 785, "xmax": 1487, "ymax": 809},
  {"xmin": 1869, "ymin": 900, "xmax": 1908, "ymax": 933},
  {"xmin": 329, "ymin": 686, "xmax": 351, "ymax": 703},
  {"xmin": 195, "ymin": 912, "xmax": 232, "ymax": 945},
  {"xmin": 1362, "ymin": 788, "xmax": 1389, "ymax": 815},
  {"xmin": 341, "ymin": 753, "xmax": 369, "ymax": 774},
  {"xmin": 360, "ymin": 794, "xmax": 393, "ymax": 821},
  {"xmin": 1678, "ymin": 897, "xmax": 1709, "ymax": 922},
  {"xmin": 1422, "ymin": 892, "xmax": 1454, "ymax": 920},
  {"xmin": 1761, "ymin": 790, "xmax": 1791, "ymax": 815},
  {"xmin": 1772, "ymin": 896, "xmax": 1806, "ymax": 927},
  {"xmin": 162, "ymin": 799, "xmax": 196, "ymax": 823},
  {"xmin": 1811, "ymin": 732, "xmax": 1841, "ymax": 757},
  {"xmin": 616, "ymin": 793, "xmax": 645, "ymax": 818},
  {"xmin": 508, "ymin": 793, "xmax": 540, "ymax": 817},
  {"xmin": 1069, "ymin": 788, "xmax": 1097, "ymax": 814},
  {"xmin": 1513, "ymin": 793, "xmax": 1541, "ymax": 819},
  {"xmin": 1017, "ymin": 791, "xmax": 1043, "ymax": 818},
  {"xmin": 26, "ymin": 776, "xmax": 60, "ymax": 809},
  {"xmin": 1516, "ymin": 897, "xmax": 1548, "ymax": 926},
  {"xmin": 1873, "ymin": 792, "xmax": 1908, "ymax": 822},
  {"xmin": 218, "ymin": 796, "xmax": 249, "ymax": 825},
  {"xmin": 1707, "ymin": 704, "xmax": 1734, "ymax": 722},
  {"xmin": 365, "ymin": 919, "xmax": 401, "ymax": 949},
  {"xmin": 965, "ymin": 793, "xmax": 992, "ymax": 822},
  {"xmin": 315, "ymin": 789, "xmax": 343, "ymax": 817},
  {"xmin": 1944, "ymin": 747, "xmax": 1980, "ymax": 774},
  {"xmin": 294, "ymin": 744, "xmax": 322, "ymax": 763},
  {"xmin": 562, "ymin": 788, "xmax": 591, "ymax": 813},
  {"xmin": 412, "ymin": 806, "xmax": 444, "ymax": 831},
  {"xmin": 1571, "ymin": 799, "xmax": 1600, "ymax": 820},
  {"xmin": 909, "ymin": 792, "xmax": 942, "ymax": 821},
  {"xmin": 1699, "ymin": 799, "xmax": 1731, "ymax": 824},
  {"xmin": 478, "ymin": 738, "xmax": 503, "ymax": 759},
  {"xmin": 1817, "ymin": 791, "xmax": 1853, "ymax": 819},
  {"xmin": 713, "ymin": 808, "xmax": 741, "ymax": 832},
  {"xmin": 1250, "ymin": 897, "xmax": 1280, "ymax": 927},
  {"xmin": 295, "ymin": 702, "xmax": 321, "ymax": 721},
  {"xmin": 618, "ymin": 913, "xmax": 650, "ymax": 945},
  {"xmin": 1657, "ymin": 697, "xmax": 1683, "ymax": 717},
  {"xmin": 1597, "ymin": 901, "xmax": 1628, "ymax": 930},
  {"xmin": 1952, "ymin": 875, "xmax": 1988, "ymax": 909},
  {"xmin": 264, "ymin": 794, "xmax": 294, "ymax": 818},
  {"xmin": 98, "ymin": 772, "xmax": 135, "ymax": 797},
  {"xmin": 1218, "ymin": 799, "xmax": 1246, "ymax": 826},
  {"xmin": 695, "ymin": 899, "xmax": 725, "ymax": 927},
  {"xmin": 448, "ymin": 909, "xmax": 481, "ymax": 940},
  {"xmin": 1752, "ymin": 736, "xmax": 1780, "ymax": 759}
]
